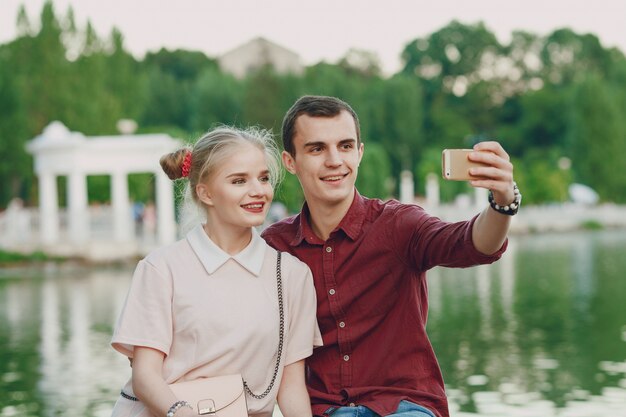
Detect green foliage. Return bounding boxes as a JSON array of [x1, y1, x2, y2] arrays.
[[190, 68, 244, 131], [2, 5, 626, 210], [0, 249, 54, 264], [0, 44, 30, 205], [274, 173, 304, 213], [356, 142, 392, 199], [512, 152, 571, 204], [567, 75, 626, 202], [580, 220, 603, 230]]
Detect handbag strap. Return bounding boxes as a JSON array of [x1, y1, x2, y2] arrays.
[[243, 251, 284, 399]]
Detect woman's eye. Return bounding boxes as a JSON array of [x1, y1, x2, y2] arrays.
[[232, 179, 245, 185], [260, 176, 270, 183]]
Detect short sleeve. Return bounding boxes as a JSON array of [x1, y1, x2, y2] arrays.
[[283, 256, 323, 365], [111, 259, 173, 358]]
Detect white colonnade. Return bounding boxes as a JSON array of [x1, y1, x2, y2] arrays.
[[26, 122, 180, 252]]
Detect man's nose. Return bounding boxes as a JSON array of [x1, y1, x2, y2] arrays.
[[325, 149, 342, 167]]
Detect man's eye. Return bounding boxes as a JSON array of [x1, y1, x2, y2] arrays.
[[259, 176, 270, 183], [310, 147, 322, 153], [342, 143, 354, 149]]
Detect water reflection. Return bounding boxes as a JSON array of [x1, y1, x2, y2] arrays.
[[1, 231, 625, 416], [428, 230, 626, 416], [1, 265, 132, 417]]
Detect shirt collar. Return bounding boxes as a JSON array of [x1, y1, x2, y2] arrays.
[[290, 189, 367, 246], [187, 224, 266, 276]]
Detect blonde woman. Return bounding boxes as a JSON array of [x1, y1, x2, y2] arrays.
[[110, 126, 321, 417]]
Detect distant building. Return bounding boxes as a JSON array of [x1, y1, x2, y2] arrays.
[[218, 37, 303, 78]]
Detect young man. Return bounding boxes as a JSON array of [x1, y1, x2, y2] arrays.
[[262, 96, 520, 417]]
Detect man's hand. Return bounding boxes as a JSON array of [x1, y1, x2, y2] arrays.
[[467, 141, 515, 206]]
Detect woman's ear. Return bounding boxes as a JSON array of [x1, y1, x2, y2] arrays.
[[196, 183, 213, 206]]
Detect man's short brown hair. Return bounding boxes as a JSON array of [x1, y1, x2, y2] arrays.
[[281, 95, 361, 156]]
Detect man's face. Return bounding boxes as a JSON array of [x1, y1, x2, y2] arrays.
[[282, 110, 363, 209]]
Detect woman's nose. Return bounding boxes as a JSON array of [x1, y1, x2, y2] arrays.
[[249, 180, 266, 196]]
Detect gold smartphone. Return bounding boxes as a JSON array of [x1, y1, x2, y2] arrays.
[[441, 149, 486, 181]]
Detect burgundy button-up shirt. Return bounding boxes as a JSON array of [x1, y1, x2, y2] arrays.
[[262, 191, 507, 417]]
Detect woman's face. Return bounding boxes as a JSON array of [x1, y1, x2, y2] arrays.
[[197, 143, 274, 230]]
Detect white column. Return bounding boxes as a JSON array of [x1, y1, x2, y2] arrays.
[[68, 171, 89, 244], [111, 172, 131, 242], [39, 171, 59, 245], [425, 173, 440, 208], [155, 170, 176, 245], [399, 170, 414, 204]]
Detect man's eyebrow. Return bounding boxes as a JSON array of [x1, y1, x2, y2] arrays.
[[303, 138, 356, 147], [303, 141, 325, 148]]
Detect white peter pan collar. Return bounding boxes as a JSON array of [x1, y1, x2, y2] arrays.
[[186, 224, 267, 276]]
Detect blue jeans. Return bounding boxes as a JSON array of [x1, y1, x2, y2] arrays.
[[324, 400, 436, 417]]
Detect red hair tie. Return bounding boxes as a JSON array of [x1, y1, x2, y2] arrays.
[[181, 151, 192, 178]]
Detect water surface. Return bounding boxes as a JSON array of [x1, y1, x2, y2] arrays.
[[1, 230, 625, 416]]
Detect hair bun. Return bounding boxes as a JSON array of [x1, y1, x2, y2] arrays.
[[160, 148, 191, 180]]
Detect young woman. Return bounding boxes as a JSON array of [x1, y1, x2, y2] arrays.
[[110, 126, 321, 417]]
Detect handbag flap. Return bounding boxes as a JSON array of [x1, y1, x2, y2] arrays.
[[169, 374, 246, 413]]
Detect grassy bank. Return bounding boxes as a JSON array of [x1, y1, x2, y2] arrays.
[[0, 249, 63, 265]]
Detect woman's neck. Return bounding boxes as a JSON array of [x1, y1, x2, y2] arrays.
[[202, 223, 253, 256]]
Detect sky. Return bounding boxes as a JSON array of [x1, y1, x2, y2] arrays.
[[2, 0, 626, 75]]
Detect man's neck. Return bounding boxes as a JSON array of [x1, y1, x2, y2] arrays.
[[306, 192, 355, 241]]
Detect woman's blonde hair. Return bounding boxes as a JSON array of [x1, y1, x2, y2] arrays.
[[160, 126, 282, 233]]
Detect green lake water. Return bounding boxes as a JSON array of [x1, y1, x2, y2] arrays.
[[1, 230, 625, 416]]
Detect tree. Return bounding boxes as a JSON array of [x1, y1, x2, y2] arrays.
[[568, 75, 626, 202], [540, 29, 615, 86], [141, 48, 217, 131], [242, 67, 284, 131], [190, 68, 244, 132], [401, 21, 502, 82], [356, 142, 392, 199], [0, 46, 30, 206]]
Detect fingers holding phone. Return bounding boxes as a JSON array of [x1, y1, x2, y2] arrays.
[[442, 142, 515, 202], [441, 149, 488, 181]]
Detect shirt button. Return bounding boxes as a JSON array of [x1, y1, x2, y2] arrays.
[[329, 289, 336, 295], [339, 321, 345, 328], [343, 355, 350, 361], [325, 246, 332, 253]]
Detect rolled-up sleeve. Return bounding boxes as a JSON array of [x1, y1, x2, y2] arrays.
[[391, 205, 507, 271]]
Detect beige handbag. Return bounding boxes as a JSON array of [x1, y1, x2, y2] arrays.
[[167, 252, 284, 416], [168, 374, 247, 416]]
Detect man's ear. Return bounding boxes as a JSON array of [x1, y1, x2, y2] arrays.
[[358, 142, 364, 166], [282, 150, 297, 175], [196, 183, 213, 206]]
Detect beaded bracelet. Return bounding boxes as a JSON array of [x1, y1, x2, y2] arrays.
[[166, 400, 192, 417], [488, 182, 522, 216]]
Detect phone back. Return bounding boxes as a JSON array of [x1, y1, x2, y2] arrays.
[[442, 149, 484, 181]]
